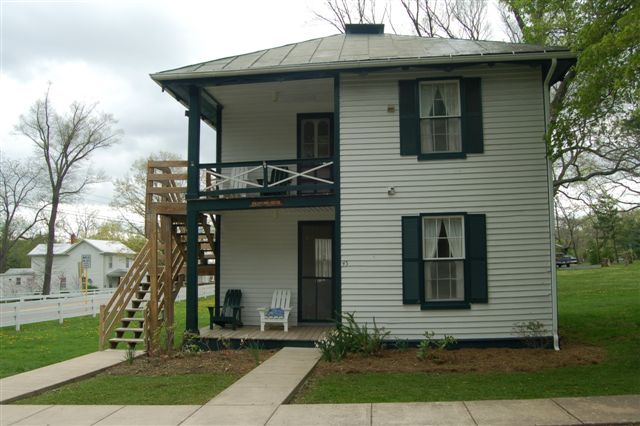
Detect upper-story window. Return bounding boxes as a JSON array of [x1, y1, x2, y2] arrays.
[[301, 117, 331, 158], [419, 81, 461, 154], [108, 256, 113, 269], [399, 77, 483, 160]]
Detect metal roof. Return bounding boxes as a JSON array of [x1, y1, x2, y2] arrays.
[[152, 33, 574, 81], [28, 240, 135, 256]]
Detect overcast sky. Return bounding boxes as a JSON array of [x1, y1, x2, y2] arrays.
[[0, 0, 341, 214], [0, 0, 506, 227]]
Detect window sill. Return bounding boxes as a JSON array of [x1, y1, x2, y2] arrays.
[[421, 301, 470, 310], [418, 152, 467, 161]]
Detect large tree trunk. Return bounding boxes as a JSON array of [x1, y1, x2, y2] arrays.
[[42, 195, 60, 295]]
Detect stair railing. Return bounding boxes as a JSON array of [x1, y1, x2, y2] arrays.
[[99, 240, 151, 350]]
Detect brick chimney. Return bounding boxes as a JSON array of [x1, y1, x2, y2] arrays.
[[70, 233, 77, 244]]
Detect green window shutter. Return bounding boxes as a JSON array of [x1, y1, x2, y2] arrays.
[[465, 214, 488, 303], [399, 80, 419, 156], [461, 78, 483, 154], [402, 216, 421, 304]]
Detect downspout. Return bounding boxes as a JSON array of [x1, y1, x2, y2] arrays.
[[544, 58, 559, 350]]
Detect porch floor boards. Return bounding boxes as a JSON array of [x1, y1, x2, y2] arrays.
[[198, 325, 331, 342]]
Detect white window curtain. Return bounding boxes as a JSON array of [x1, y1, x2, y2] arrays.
[[423, 218, 439, 259], [315, 238, 332, 277], [442, 82, 460, 116], [442, 217, 464, 258], [420, 84, 436, 117]]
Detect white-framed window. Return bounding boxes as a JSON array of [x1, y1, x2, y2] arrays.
[[419, 80, 462, 153], [423, 216, 465, 301], [16, 277, 21, 285], [126, 257, 131, 268], [59, 275, 67, 290], [108, 256, 113, 269]]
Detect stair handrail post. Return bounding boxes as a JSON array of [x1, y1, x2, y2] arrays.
[[99, 304, 106, 350], [162, 216, 175, 352], [149, 213, 159, 354]]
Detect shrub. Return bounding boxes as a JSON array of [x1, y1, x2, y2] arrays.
[[417, 331, 456, 361], [315, 312, 390, 362]]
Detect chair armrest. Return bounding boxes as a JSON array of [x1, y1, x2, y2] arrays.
[[257, 308, 266, 313]]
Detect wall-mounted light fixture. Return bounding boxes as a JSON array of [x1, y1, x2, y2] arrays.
[[387, 187, 396, 196]]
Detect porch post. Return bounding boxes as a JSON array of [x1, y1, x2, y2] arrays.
[[186, 205, 199, 333], [333, 73, 342, 320], [187, 85, 201, 200], [186, 85, 201, 333]]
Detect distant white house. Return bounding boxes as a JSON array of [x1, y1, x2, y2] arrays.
[[27, 239, 136, 293], [0, 268, 38, 297]]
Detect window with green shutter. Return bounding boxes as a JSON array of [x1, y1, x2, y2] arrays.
[[398, 78, 483, 160], [401, 213, 488, 309]]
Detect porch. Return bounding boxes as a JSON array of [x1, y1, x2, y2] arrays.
[[199, 324, 332, 349]]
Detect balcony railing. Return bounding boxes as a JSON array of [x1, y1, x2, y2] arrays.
[[199, 158, 334, 198]]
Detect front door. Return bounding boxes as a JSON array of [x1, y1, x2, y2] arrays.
[[299, 221, 334, 322]]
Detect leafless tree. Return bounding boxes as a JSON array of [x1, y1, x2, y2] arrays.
[[15, 87, 121, 294], [56, 207, 100, 241], [110, 151, 180, 236], [398, 0, 490, 39], [313, 0, 388, 33], [0, 156, 49, 273]]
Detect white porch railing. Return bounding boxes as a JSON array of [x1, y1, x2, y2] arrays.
[[200, 158, 335, 197]]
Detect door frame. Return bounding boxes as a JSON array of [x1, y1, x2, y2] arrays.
[[297, 220, 336, 323]]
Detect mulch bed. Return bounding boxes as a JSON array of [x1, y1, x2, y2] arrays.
[[311, 342, 605, 376], [105, 349, 277, 377]]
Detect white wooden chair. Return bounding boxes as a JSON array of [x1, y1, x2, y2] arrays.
[[257, 289, 292, 332]]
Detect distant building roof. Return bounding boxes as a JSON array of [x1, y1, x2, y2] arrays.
[[28, 239, 135, 257], [28, 243, 72, 256], [0, 268, 35, 276], [152, 32, 574, 82], [82, 239, 135, 255]]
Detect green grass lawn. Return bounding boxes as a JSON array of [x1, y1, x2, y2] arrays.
[[16, 373, 237, 405], [295, 263, 640, 403], [0, 295, 214, 379]]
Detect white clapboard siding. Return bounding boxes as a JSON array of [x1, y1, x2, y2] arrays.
[[220, 208, 334, 326], [339, 63, 554, 340]]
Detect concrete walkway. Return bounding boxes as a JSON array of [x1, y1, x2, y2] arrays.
[[1, 348, 639, 425], [1, 395, 638, 425], [0, 350, 143, 404]]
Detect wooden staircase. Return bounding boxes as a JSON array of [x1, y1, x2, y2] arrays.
[[99, 161, 216, 352]]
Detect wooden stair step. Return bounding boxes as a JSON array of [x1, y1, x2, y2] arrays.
[[121, 318, 145, 323], [126, 307, 145, 312], [116, 327, 144, 333], [109, 337, 144, 344]]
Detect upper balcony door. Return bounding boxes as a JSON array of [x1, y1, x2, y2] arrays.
[[298, 113, 334, 195]]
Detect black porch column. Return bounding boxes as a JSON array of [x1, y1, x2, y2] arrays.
[[186, 85, 201, 333]]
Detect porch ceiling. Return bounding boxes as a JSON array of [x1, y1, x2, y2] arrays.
[[205, 78, 334, 109]]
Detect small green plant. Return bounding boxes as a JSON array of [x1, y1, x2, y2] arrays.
[[316, 312, 390, 362], [394, 338, 410, 352], [417, 331, 457, 361], [181, 331, 203, 354], [512, 321, 549, 349], [124, 346, 136, 365], [240, 339, 262, 366], [217, 336, 232, 351]]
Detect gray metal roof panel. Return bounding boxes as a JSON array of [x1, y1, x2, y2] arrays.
[[152, 33, 573, 80]]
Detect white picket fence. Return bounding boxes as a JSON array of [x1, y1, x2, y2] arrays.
[[0, 284, 215, 330]]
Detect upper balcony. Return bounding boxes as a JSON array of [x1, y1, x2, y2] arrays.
[[196, 156, 335, 208]]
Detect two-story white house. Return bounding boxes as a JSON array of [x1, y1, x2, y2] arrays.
[[150, 24, 575, 348], [28, 239, 136, 292]]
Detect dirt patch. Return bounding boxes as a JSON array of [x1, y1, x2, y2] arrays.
[[311, 342, 605, 376], [105, 349, 277, 377]]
